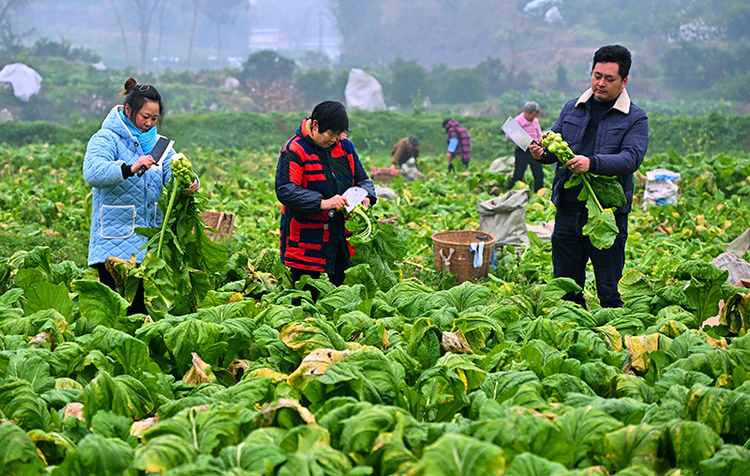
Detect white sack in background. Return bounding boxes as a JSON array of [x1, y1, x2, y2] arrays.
[[0, 63, 43, 102], [345, 68, 386, 111]]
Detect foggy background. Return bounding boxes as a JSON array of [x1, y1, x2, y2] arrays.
[[1, 0, 749, 121]]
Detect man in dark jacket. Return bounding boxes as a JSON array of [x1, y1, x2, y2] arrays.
[[530, 45, 649, 308], [275, 101, 377, 302]]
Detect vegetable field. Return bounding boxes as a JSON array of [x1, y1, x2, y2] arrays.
[[1, 140, 750, 475]]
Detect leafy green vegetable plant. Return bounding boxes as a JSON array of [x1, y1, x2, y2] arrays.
[[541, 130, 626, 249], [135, 153, 228, 315], [345, 205, 408, 292]]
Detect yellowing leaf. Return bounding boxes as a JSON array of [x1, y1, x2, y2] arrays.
[[131, 416, 159, 438], [256, 398, 316, 427], [287, 348, 354, 391], [624, 334, 661, 372], [595, 325, 623, 352], [183, 352, 215, 386], [249, 368, 288, 382], [440, 330, 474, 355]]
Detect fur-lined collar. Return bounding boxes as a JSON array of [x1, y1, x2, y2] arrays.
[[575, 88, 631, 114]]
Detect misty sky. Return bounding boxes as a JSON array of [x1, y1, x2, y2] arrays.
[[11, 0, 340, 70]]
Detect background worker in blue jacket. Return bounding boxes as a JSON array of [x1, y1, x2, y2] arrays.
[[275, 100, 376, 304], [530, 45, 649, 308], [83, 78, 198, 315]]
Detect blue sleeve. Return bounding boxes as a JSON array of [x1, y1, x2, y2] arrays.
[[447, 138, 458, 153], [83, 130, 129, 188]]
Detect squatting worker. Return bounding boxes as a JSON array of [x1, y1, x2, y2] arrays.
[[529, 45, 649, 308], [506, 101, 544, 193], [389, 135, 421, 181], [83, 78, 199, 315], [442, 118, 471, 172], [275, 100, 377, 304], [390, 135, 420, 169]]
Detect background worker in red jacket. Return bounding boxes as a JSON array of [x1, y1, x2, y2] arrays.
[[275, 100, 376, 303], [443, 118, 471, 172]]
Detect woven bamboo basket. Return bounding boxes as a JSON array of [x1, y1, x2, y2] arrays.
[[432, 230, 495, 282], [200, 211, 235, 241]]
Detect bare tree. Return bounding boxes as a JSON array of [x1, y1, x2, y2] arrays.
[[185, 0, 200, 70], [0, 0, 34, 53], [126, 0, 161, 72], [155, 0, 166, 71], [0, 0, 32, 24], [202, 0, 247, 67], [108, 0, 130, 67]]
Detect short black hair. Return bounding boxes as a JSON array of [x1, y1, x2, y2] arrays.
[[311, 101, 349, 134], [442, 118, 451, 128], [592, 44, 632, 79], [408, 136, 420, 147]]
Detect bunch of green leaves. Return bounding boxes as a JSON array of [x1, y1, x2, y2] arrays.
[[542, 131, 626, 249], [345, 205, 408, 292], [135, 162, 228, 315]]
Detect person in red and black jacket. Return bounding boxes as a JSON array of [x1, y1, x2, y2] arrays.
[[275, 101, 377, 303], [442, 118, 471, 172]]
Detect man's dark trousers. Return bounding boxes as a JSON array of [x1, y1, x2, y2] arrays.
[[551, 206, 628, 308]]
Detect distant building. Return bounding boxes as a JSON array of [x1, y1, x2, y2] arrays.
[[248, 27, 340, 60], [249, 28, 288, 51]]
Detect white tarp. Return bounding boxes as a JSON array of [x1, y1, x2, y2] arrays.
[[345, 68, 386, 111], [0, 63, 42, 102], [523, 0, 561, 13], [544, 6, 564, 25]]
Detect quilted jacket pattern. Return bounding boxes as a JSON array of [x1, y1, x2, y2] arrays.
[[84, 105, 174, 266]]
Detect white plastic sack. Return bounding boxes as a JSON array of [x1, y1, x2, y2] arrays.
[[400, 158, 421, 182], [642, 168, 680, 210], [488, 156, 514, 175], [0, 63, 42, 102], [544, 6, 564, 25], [477, 189, 530, 247], [523, 0, 561, 13], [373, 185, 396, 201], [344, 68, 386, 111]]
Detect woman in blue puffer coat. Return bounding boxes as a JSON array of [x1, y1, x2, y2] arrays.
[[83, 77, 198, 314]]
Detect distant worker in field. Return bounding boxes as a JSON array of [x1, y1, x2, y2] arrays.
[[389, 135, 421, 181], [529, 44, 649, 308], [275, 100, 377, 304], [506, 101, 544, 193], [442, 118, 471, 172], [83, 77, 198, 315]]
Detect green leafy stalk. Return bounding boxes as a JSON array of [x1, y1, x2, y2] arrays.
[[542, 131, 620, 249], [157, 178, 180, 258], [345, 204, 408, 291], [578, 172, 604, 213], [349, 205, 372, 242]]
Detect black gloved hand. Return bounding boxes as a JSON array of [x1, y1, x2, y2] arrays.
[[448, 163, 455, 173]]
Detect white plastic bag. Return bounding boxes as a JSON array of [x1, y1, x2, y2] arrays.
[[642, 168, 680, 210]]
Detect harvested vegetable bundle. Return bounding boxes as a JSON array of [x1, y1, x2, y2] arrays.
[[136, 152, 228, 315], [345, 204, 408, 291], [541, 131, 626, 249]]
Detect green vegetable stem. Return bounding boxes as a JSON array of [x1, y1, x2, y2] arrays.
[[541, 132, 605, 216], [157, 153, 196, 257]]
